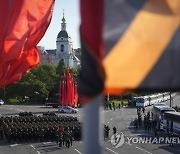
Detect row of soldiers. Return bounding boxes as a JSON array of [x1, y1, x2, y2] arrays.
[[134, 109, 157, 132], [1, 113, 78, 125], [0, 112, 82, 146]]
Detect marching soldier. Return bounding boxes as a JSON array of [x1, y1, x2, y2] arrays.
[[65, 132, 70, 148], [0, 112, 82, 145], [0, 126, 3, 140], [69, 130, 73, 147], [58, 132, 63, 147]]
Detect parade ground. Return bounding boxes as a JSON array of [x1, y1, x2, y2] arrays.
[[0, 94, 180, 154]]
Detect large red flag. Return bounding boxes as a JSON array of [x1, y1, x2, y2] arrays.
[[68, 72, 74, 106], [71, 80, 75, 107], [59, 68, 78, 107], [61, 81, 64, 106], [67, 72, 71, 105], [74, 82, 78, 107], [64, 74, 68, 106], [0, 0, 54, 87], [59, 81, 62, 105]]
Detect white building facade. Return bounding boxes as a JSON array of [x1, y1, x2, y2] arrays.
[[55, 14, 80, 68]]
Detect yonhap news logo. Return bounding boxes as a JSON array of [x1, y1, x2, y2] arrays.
[[111, 132, 180, 148], [111, 132, 125, 148]]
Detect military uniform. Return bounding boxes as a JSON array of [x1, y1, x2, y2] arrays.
[[0, 112, 82, 145]]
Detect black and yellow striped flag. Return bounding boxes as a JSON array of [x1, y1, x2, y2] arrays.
[[78, 0, 180, 99]]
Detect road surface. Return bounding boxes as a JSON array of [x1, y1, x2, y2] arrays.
[[0, 93, 179, 154]]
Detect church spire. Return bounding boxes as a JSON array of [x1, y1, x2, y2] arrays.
[[62, 9, 66, 23], [61, 9, 66, 30]]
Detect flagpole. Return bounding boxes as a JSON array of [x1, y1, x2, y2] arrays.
[[107, 92, 109, 102], [84, 94, 102, 154]]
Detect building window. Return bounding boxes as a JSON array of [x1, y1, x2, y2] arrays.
[[61, 44, 64, 52]]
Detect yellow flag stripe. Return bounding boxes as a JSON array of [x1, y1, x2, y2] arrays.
[[103, 0, 180, 91]]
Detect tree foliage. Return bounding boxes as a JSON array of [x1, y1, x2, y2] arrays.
[[0, 62, 80, 104], [56, 59, 65, 77]]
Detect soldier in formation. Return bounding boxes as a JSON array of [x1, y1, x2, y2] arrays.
[[0, 112, 82, 148]]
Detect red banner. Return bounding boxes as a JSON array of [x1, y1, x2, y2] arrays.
[[59, 67, 78, 107], [0, 0, 54, 87]]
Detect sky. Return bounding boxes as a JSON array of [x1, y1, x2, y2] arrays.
[[38, 0, 80, 49]]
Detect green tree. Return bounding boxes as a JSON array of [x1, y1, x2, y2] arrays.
[[28, 79, 48, 103], [2, 63, 80, 104], [69, 67, 79, 81], [31, 63, 59, 91], [56, 59, 65, 77]]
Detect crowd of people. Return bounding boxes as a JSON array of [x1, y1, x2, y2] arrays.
[[134, 107, 179, 147], [0, 112, 82, 148], [104, 101, 124, 111], [134, 108, 158, 133]]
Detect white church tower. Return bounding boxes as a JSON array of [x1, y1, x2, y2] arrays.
[[56, 12, 78, 67]]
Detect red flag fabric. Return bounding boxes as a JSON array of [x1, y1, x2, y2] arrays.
[[67, 72, 72, 106], [0, 0, 54, 87], [67, 72, 72, 105], [71, 81, 75, 107], [74, 83, 78, 107], [64, 76, 67, 106], [59, 67, 78, 107], [61, 81, 65, 105]]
